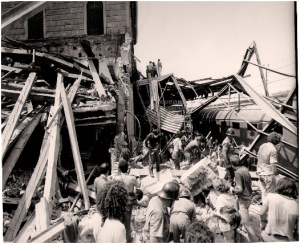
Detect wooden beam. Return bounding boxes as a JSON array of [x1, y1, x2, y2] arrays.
[[87, 59, 105, 96], [45, 76, 81, 130], [60, 82, 90, 210], [35, 197, 51, 234], [171, 76, 189, 113], [4, 78, 79, 242], [13, 210, 36, 243], [2, 197, 21, 205], [70, 165, 97, 212], [243, 59, 296, 78], [1, 64, 22, 73], [27, 219, 65, 243], [1, 89, 55, 102], [2, 72, 37, 159], [44, 74, 63, 211], [1, 69, 16, 79], [2, 112, 43, 187]]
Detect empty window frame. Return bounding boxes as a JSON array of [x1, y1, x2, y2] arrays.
[[87, 2, 104, 35], [247, 123, 258, 131], [28, 11, 44, 39], [232, 122, 240, 129]]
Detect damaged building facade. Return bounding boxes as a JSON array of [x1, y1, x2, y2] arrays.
[[2, 1, 139, 241]]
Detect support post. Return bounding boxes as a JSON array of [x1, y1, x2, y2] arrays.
[[253, 42, 269, 97], [2, 72, 36, 158], [60, 82, 90, 210], [117, 79, 125, 133], [88, 59, 106, 96], [172, 76, 189, 114], [147, 73, 154, 109], [44, 73, 63, 213], [35, 197, 50, 234]]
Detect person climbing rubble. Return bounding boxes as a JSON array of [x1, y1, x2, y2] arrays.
[[170, 188, 197, 242], [144, 129, 161, 178], [157, 59, 162, 76], [184, 136, 201, 165], [114, 159, 141, 243], [141, 181, 180, 243], [172, 134, 186, 170]]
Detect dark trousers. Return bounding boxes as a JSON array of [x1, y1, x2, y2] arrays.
[[224, 167, 235, 185], [124, 208, 133, 243], [149, 147, 159, 173]]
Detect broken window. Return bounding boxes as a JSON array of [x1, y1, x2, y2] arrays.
[[28, 11, 44, 39], [87, 2, 104, 35], [232, 122, 240, 129]]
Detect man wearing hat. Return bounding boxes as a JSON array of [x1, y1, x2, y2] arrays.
[[141, 182, 179, 243], [221, 128, 236, 185], [144, 129, 161, 177], [170, 188, 196, 242]]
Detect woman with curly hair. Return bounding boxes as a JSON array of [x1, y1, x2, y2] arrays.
[[80, 181, 128, 243], [185, 220, 214, 243]]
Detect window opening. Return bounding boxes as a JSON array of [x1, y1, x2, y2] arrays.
[[232, 122, 240, 129], [28, 11, 44, 39], [247, 123, 258, 131], [87, 2, 104, 35]]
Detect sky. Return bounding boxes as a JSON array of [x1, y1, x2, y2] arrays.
[[134, 1, 296, 96]]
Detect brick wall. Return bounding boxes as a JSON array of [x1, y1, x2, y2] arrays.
[[2, 1, 131, 40]]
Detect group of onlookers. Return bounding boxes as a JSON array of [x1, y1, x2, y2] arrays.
[[80, 128, 298, 243], [146, 59, 162, 77]]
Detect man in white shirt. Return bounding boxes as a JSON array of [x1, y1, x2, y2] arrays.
[[257, 132, 281, 201]]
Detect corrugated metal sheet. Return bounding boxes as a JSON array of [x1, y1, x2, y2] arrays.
[[146, 106, 184, 133]]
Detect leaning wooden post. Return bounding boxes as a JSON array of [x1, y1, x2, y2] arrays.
[[147, 73, 154, 109], [60, 81, 90, 210], [2, 72, 37, 159], [44, 73, 63, 216]]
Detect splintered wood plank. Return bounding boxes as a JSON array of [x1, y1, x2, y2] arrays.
[[35, 197, 51, 234], [4, 79, 80, 242], [2, 72, 37, 158], [45, 74, 82, 130], [60, 82, 90, 210], [171, 76, 189, 113], [2, 112, 43, 187], [99, 58, 114, 84], [44, 74, 62, 214], [13, 210, 36, 243], [27, 219, 65, 243], [88, 59, 106, 96]]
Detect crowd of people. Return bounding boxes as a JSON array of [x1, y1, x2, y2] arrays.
[[80, 129, 298, 243], [146, 59, 162, 77]]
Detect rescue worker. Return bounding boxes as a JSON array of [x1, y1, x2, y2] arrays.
[[221, 128, 236, 186], [184, 136, 201, 165], [152, 62, 158, 77], [141, 181, 180, 243], [94, 162, 110, 199], [170, 188, 196, 242], [257, 131, 281, 201], [157, 59, 162, 76], [146, 61, 153, 77], [114, 159, 141, 242], [230, 155, 258, 242], [172, 135, 186, 170], [199, 137, 210, 160], [144, 129, 161, 177]]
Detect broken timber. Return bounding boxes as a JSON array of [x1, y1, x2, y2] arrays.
[[2, 72, 37, 159], [2, 110, 43, 186], [35, 197, 51, 234], [4, 79, 81, 242], [60, 81, 90, 209]]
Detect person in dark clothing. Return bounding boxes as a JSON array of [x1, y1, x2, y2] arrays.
[[230, 155, 258, 242], [221, 128, 237, 186], [144, 129, 161, 177], [152, 63, 158, 77]]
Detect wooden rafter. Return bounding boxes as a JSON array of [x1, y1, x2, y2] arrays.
[[2, 72, 37, 159]]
